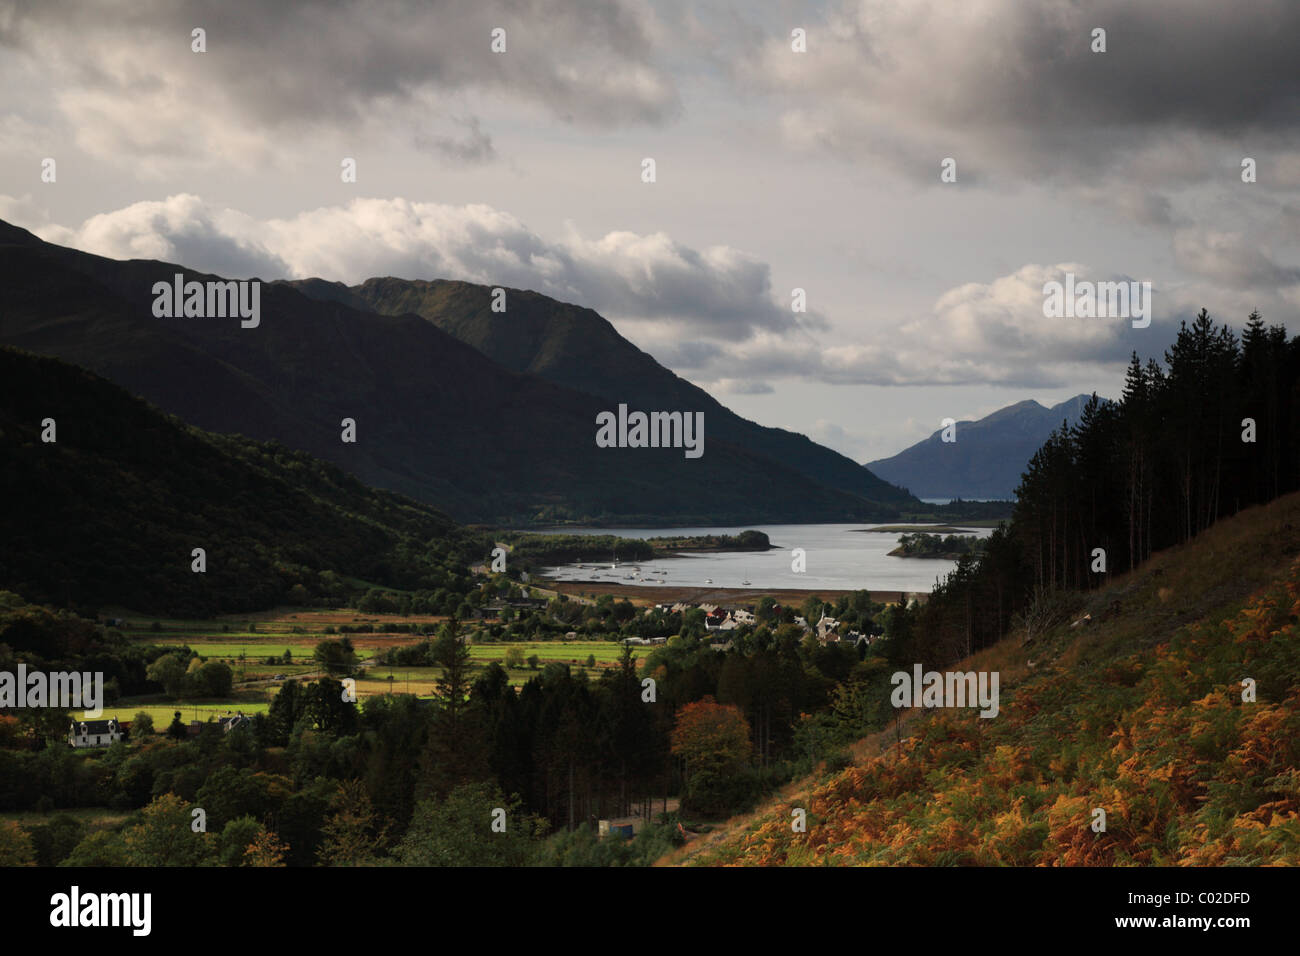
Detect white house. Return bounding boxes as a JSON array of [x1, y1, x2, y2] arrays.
[[218, 712, 255, 733], [68, 718, 121, 748]]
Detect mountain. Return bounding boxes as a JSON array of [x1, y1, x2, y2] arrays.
[[673, 488, 1300, 866], [865, 395, 1096, 499], [0, 346, 488, 616], [0, 220, 911, 526], [287, 276, 914, 509]]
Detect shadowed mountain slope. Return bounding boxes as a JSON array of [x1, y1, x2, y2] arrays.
[[0, 221, 907, 525], [290, 276, 915, 509], [0, 346, 489, 615]]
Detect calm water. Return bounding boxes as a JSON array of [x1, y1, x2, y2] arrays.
[[919, 497, 1011, 504], [536, 523, 994, 594]]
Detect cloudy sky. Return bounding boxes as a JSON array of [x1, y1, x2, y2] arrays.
[[2, 0, 1298, 462]]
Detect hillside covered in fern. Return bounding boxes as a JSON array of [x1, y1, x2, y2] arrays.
[[684, 491, 1300, 866]]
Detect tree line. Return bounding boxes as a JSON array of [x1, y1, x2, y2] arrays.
[[879, 310, 1300, 668]]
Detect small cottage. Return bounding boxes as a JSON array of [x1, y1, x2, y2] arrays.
[[68, 718, 121, 748]]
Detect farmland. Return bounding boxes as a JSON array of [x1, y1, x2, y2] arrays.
[[77, 608, 641, 723], [79, 701, 273, 726]]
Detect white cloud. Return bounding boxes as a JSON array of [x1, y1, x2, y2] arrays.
[[28, 193, 804, 340], [673, 263, 1278, 389], [36, 194, 289, 279], [18, 195, 1292, 392]]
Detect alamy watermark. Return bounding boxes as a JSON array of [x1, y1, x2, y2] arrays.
[[50, 886, 151, 936], [890, 665, 1000, 718], [0, 666, 103, 717], [595, 404, 704, 459], [152, 274, 260, 328], [1042, 272, 1150, 328]]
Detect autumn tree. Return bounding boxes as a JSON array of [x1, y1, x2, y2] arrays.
[[671, 696, 753, 814], [317, 779, 389, 866], [243, 829, 290, 867]]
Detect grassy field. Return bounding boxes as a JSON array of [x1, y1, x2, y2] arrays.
[[148, 639, 630, 662], [239, 663, 318, 677], [364, 641, 638, 693], [467, 641, 627, 663], [148, 641, 321, 658], [88, 652, 634, 716], [76, 700, 274, 724], [93, 607, 642, 717]]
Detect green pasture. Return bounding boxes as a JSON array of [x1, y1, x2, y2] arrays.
[[467, 641, 627, 663], [147, 641, 327, 660], [75, 700, 273, 725]]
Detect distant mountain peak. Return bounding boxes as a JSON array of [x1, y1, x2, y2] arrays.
[[866, 393, 1107, 499]]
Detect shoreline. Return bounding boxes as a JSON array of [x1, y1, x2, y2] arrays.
[[537, 577, 928, 607]]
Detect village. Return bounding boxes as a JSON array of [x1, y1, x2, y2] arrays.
[[621, 601, 876, 652], [475, 578, 888, 654]]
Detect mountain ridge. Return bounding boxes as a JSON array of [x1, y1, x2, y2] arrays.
[[0, 220, 911, 525], [866, 394, 1098, 499], [287, 275, 915, 509]]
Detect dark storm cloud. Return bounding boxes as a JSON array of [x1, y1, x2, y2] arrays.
[[2, 0, 680, 150], [740, 0, 1300, 185]]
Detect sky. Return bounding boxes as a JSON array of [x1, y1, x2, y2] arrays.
[[2, 0, 1298, 462]]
